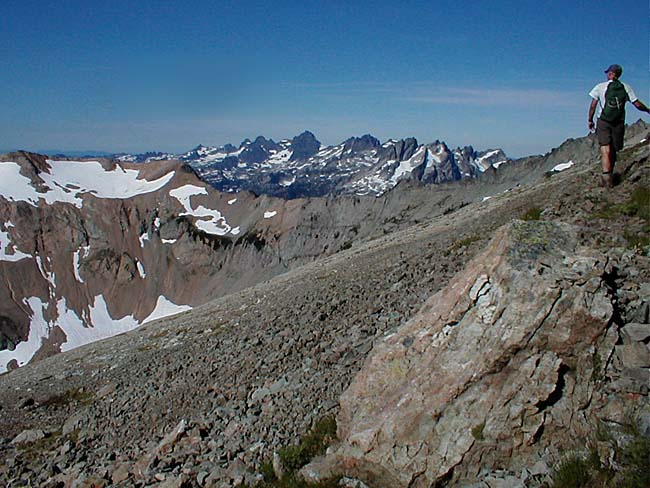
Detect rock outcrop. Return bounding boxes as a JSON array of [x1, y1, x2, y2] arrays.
[[303, 219, 642, 487]]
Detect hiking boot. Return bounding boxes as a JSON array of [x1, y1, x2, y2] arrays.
[[600, 172, 614, 188]]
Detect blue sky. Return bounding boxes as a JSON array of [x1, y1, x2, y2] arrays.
[[1, 0, 648, 157]]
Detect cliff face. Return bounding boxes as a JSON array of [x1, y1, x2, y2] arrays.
[[304, 220, 631, 486], [0, 154, 235, 370], [0, 153, 366, 371]]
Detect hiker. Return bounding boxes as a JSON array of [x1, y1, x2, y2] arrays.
[[588, 64, 650, 188]]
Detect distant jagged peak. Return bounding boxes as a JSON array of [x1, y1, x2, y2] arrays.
[[426, 140, 451, 155], [252, 135, 278, 147], [290, 130, 321, 161], [342, 134, 381, 153], [292, 130, 319, 142], [117, 149, 176, 163], [376, 138, 419, 163], [454, 145, 476, 157], [221, 143, 238, 153], [474, 148, 509, 171], [237, 136, 280, 164]]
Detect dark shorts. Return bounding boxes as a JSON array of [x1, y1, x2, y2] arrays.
[[596, 118, 625, 151]]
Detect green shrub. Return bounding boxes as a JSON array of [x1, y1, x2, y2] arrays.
[[623, 230, 650, 249], [548, 421, 650, 488], [551, 454, 592, 488], [619, 435, 650, 488], [471, 422, 485, 441], [618, 186, 650, 221], [521, 207, 542, 221], [278, 415, 337, 471], [593, 186, 650, 222], [248, 415, 339, 488]]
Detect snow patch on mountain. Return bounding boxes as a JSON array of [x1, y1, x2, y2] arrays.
[[279, 176, 296, 187], [0, 160, 175, 208], [0, 297, 51, 371], [551, 161, 574, 172], [73, 251, 84, 283], [72, 246, 90, 283], [35, 256, 56, 292], [0, 162, 43, 205], [170, 185, 208, 212], [0, 293, 194, 372], [170, 184, 232, 236], [0, 223, 32, 262], [139, 232, 150, 248], [58, 295, 141, 353], [136, 260, 146, 278], [143, 296, 192, 324], [269, 149, 293, 164]]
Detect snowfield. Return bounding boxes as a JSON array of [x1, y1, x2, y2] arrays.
[[551, 161, 574, 172], [0, 160, 214, 372], [0, 294, 193, 373], [0, 160, 175, 208]]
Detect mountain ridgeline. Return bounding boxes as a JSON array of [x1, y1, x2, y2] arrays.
[[116, 131, 510, 198]]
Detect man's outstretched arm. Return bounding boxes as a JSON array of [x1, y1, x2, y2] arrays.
[[633, 99, 650, 114]]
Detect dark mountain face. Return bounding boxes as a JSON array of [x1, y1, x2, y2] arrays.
[[289, 131, 321, 161], [376, 137, 419, 163], [239, 136, 281, 164], [342, 134, 381, 154]]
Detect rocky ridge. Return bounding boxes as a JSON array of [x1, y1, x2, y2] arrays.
[[0, 124, 648, 487]]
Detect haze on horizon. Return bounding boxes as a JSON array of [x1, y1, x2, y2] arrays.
[[1, 0, 648, 158]]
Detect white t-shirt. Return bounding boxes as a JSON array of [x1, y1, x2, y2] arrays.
[[589, 80, 638, 118]]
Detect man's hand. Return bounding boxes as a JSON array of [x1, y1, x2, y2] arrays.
[[588, 98, 598, 132]]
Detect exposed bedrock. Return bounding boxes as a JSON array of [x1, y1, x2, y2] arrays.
[[304, 220, 621, 487]]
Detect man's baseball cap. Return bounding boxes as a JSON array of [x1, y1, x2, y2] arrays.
[[605, 64, 623, 76]]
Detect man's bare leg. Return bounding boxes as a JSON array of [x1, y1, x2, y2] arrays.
[[600, 144, 614, 188]]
